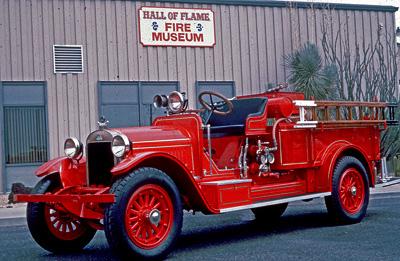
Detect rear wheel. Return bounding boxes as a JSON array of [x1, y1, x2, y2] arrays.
[[251, 203, 288, 222], [325, 156, 369, 224], [104, 167, 183, 260], [27, 175, 97, 253]]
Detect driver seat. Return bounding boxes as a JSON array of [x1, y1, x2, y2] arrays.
[[207, 98, 267, 137]]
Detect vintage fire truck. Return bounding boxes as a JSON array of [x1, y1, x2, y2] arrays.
[[15, 88, 396, 259]]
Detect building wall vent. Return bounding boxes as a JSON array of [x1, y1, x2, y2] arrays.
[[53, 45, 83, 74]]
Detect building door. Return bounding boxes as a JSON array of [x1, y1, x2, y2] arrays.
[[195, 81, 235, 108], [98, 82, 179, 128], [0, 82, 48, 192]]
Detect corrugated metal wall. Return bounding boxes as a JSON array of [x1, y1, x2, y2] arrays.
[[0, 0, 397, 161]]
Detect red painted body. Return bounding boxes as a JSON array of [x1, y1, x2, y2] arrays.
[[15, 91, 385, 219]]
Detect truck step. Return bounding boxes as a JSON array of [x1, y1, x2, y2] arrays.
[[220, 192, 331, 213]]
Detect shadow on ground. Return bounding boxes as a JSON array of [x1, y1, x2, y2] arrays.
[[175, 211, 344, 253], [40, 209, 375, 260]]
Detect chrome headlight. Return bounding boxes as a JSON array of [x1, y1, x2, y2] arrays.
[[168, 91, 184, 113], [111, 134, 130, 158], [64, 137, 83, 159], [153, 94, 168, 108]]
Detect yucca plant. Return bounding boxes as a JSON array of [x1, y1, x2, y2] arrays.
[[285, 43, 338, 100]]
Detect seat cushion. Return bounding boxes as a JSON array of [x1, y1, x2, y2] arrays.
[[206, 98, 267, 137], [209, 124, 244, 137]]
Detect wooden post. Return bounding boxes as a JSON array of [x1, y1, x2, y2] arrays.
[[336, 106, 340, 120]]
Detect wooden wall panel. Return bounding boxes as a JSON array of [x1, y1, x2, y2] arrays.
[[264, 7, 276, 87], [0, 0, 397, 159], [248, 6, 259, 93], [256, 6, 267, 92]]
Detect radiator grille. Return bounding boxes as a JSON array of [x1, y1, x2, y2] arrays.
[[87, 142, 114, 185]]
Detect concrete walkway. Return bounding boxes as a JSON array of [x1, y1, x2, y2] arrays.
[[0, 203, 26, 220], [0, 181, 399, 220]]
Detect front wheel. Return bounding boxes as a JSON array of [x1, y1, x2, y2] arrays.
[[104, 167, 183, 260], [26, 175, 97, 253], [325, 156, 369, 224]]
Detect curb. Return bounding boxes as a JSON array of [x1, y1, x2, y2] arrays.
[[375, 178, 400, 187]]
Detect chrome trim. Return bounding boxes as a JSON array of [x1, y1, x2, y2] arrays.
[[131, 144, 191, 150], [207, 124, 212, 175], [131, 138, 191, 144], [219, 192, 331, 213], [202, 179, 252, 185], [242, 138, 249, 178]]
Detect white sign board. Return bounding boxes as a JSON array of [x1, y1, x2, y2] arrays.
[[138, 7, 215, 47]]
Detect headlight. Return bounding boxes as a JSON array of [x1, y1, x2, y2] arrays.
[[168, 91, 184, 113], [112, 134, 130, 158], [153, 94, 168, 108], [64, 137, 83, 159]]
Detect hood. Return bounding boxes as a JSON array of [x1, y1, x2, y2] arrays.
[[112, 125, 191, 145]]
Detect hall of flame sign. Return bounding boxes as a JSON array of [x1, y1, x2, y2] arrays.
[[138, 7, 215, 47]]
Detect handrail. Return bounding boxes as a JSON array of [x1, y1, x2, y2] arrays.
[[315, 101, 387, 107]]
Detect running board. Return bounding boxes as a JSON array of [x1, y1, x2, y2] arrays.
[[219, 192, 331, 213]]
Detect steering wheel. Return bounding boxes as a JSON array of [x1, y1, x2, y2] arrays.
[[198, 91, 233, 115]]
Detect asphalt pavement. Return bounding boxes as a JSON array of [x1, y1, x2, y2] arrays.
[[0, 184, 399, 260]]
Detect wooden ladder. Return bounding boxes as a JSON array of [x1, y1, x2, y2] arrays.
[[293, 100, 398, 128]]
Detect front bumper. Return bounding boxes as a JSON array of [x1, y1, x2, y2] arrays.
[[14, 193, 115, 204], [14, 186, 115, 204], [14, 186, 115, 220]]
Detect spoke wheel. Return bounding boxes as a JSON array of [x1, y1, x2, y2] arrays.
[[44, 206, 87, 241], [338, 168, 365, 215], [26, 174, 96, 253], [125, 184, 174, 250], [325, 156, 369, 224], [105, 167, 183, 260]]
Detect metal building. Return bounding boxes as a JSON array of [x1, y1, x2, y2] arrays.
[[0, 0, 398, 192]]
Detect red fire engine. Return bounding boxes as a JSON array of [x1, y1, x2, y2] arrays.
[[15, 88, 396, 259]]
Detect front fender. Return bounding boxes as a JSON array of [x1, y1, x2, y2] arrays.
[[111, 152, 220, 214], [111, 152, 184, 176], [35, 157, 87, 187], [35, 157, 67, 177]]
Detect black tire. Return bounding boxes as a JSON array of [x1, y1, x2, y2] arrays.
[[104, 167, 183, 260], [27, 175, 97, 253], [325, 156, 370, 224], [251, 203, 288, 221]]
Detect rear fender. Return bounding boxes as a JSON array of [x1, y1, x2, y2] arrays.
[[35, 157, 86, 187], [315, 141, 373, 191]]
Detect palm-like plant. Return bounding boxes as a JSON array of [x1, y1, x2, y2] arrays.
[[285, 43, 337, 100]]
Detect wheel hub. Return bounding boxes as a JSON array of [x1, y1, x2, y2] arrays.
[[350, 186, 357, 196], [148, 209, 161, 226]]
